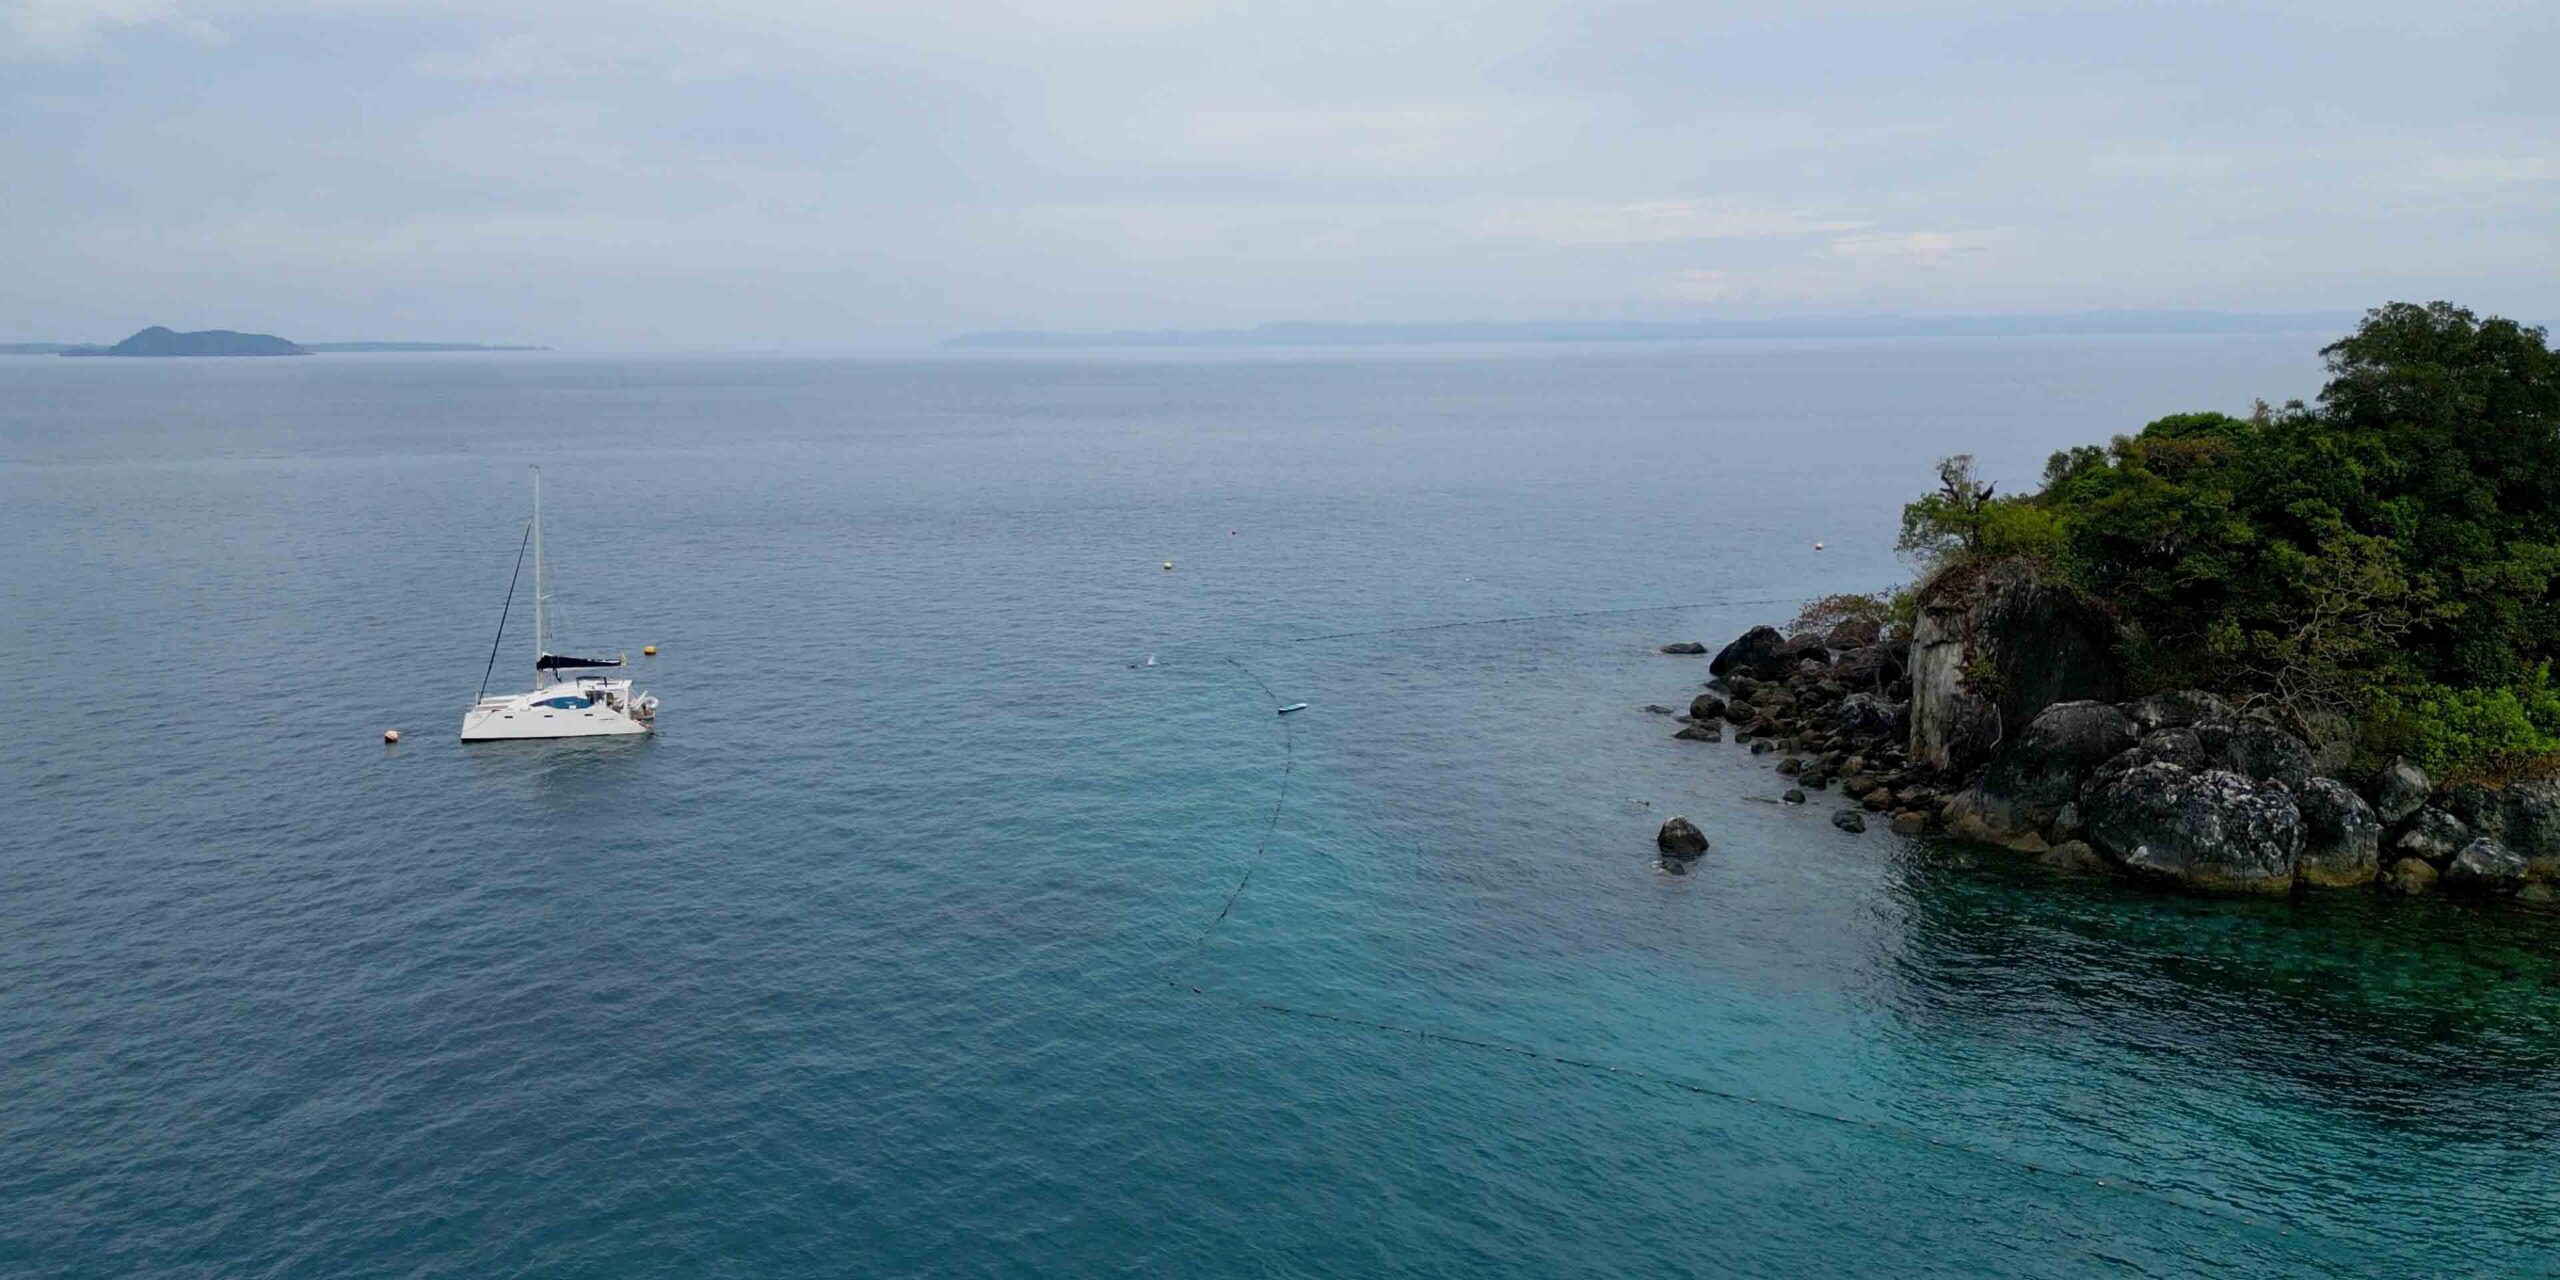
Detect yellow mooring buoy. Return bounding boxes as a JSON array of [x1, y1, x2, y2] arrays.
[[643, 645, 657, 656], [383, 729, 401, 744]]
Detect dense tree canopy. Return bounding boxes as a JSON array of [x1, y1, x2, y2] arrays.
[[1902, 302, 2560, 779]]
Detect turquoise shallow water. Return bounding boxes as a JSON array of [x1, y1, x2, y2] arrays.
[[5, 341, 2558, 1277]]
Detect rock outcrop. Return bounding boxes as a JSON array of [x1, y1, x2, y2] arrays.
[[1945, 701, 2136, 846], [1657, 817, 1709, 859], [2373, 759, 2430, 824], [2294, 778, 2383, 888], [1907, 561, 2122, 776], [2085, 763, 2305, 893], [2445, 837, 2527, 896], [1708, 626, 1791, 680]]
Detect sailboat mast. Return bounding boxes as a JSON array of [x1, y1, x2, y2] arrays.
[[532, 467, 546, 676]]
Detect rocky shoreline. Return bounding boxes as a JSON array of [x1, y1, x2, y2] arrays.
[[1651, 561, 2560, 905]]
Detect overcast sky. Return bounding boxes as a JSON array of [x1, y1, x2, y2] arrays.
[[3, 1, 2552, 348]]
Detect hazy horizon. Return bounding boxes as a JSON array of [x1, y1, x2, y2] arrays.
[[5, 1, 2553, 350]]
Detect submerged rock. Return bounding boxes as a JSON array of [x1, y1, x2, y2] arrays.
[[1831, 809, 1867, 834], [1657, 817, 1710, 858], [1782, 788, 1806, 805], [2384, 858, 2440, 895], [1673, 722, 1723, 742], [2085, 763, 2304, 894], [2294, 778, 2382, 889], [1660, 641, 1707, 655]]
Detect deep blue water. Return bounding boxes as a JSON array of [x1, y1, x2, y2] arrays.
[[6, 339, 2558, 1278]]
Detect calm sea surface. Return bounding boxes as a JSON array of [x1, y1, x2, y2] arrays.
[[6, 339, 2556, 1278]]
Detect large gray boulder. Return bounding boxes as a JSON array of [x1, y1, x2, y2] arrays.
[[2393, 808, 2471, 867], [2085, 763, 2305, 894], [1949, 701, 2138, 843], [1777, 633, 1832, 667], [1908, 561, 2122, 776], [1830, 642, 1907, 691], [2123, 690, 2235, 734], [2413, 779, 2560, 885], [2373, 759, 2430, 825], [2197, 719, 2317, 790], [1709, 626, 1791, 680], [2444, 836, 2527, 896], [1839, 693, 1906, 737], [1825, 615, 1884, 649], [2294, 778, 2382, 889]]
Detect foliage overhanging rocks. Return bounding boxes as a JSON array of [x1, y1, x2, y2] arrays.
[[1659, 303, 2560, 907]]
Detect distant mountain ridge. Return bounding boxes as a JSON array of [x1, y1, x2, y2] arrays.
[[946, 310, 2359, 349]]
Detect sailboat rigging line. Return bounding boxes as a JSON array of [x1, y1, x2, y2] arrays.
[[476, 519, 534, 704], [1284, 594, 1805, 645]]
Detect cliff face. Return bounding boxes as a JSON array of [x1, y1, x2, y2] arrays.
[[1907, 559, 2122, 775]]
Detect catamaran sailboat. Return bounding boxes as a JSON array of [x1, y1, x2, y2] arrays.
[[460, 471, 658, 741]]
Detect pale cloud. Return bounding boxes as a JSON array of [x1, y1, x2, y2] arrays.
[[1, 0, 2552, 345], [3, 0, 217, 57], [1476, 198, 1864, 248]]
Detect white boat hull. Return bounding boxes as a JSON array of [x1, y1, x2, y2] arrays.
[[459, 686, 652, 741]]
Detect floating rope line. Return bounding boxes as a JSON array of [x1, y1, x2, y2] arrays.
[[1168, 657, 1296, 962], [1285, 594, 1805, 645], [1160, 624, 2368, 1262]]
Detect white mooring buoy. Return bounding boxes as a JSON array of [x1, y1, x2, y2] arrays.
[[383, 729, 401, 744]]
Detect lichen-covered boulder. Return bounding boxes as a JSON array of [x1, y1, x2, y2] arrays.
[[2196, 719, 2317, 790], [1709, 626, 1791, 680], [2393, 808, 2471, 867], [2294, 777, 2382, 889], [2085, 763, 2305, 893], [2122, 690, 2235, 735], [2373, 758, 2430, 825], [2444, 836, 2527, 896], [1908, 560, 2122, 776]]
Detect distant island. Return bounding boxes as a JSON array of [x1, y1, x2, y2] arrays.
[[945, 310, 2355, 349], [60, 327, 309, 357], [4, 327, 549, 357]]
